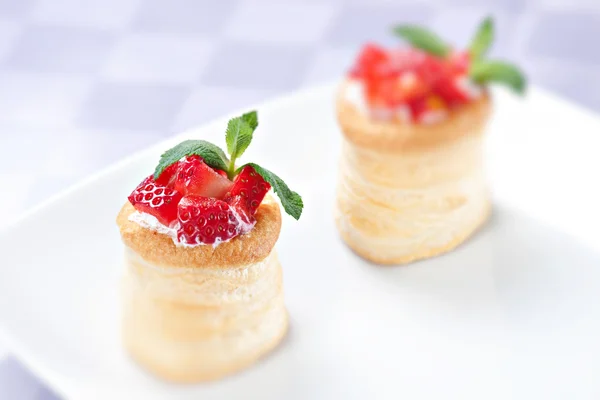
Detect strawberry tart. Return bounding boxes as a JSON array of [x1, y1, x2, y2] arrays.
[[116, 111, 302, 382], [335, 17, 525, 264]]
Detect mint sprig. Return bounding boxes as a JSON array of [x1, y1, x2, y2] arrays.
[[225, 115, 256, 177], [153, 111, 303, 220], [242, 163, 303, 220], [470, 60, 526, 94], [390, 17, 526, 95], [392, 25, 450, 57], [154, 140, 229, 180], [468, 16, 494, 60]]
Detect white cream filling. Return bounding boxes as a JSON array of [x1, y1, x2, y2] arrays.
[[129, 211, 177, 237]]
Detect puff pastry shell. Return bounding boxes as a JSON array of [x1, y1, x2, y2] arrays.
[[116, 196, 287, 382], [335, 80, 492, 265]]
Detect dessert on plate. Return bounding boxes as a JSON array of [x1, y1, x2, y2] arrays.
[[335, 17, 526, 265], [117, 111, 303, 382]]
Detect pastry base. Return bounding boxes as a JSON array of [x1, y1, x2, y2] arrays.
[[124, 318, 288, 383], [335, 80, 492, 266], [124, 309, 288, 383], [336, 200, 491, 265], [122, 248, 288, 382]]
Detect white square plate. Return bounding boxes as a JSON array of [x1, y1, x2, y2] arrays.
[[1, 84, 600, 399]]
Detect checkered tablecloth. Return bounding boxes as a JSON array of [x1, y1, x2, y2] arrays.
[[0, 0, 598, 398]]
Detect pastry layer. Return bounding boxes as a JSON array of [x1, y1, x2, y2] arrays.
[[122, 247, 288, 382], [336, 79, 492, 153], [335, 85, 492, 265], [116, 195, 282, 268]]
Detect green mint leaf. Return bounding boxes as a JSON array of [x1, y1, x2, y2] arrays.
[[470, 60, 527, 95], [241, 110, 258, 131], [243, 163, 303, 220], [225, 117, 254, 163], [469, 16, 494, 60], [153, 140, 229, 180], [392, 25, 450, 57]]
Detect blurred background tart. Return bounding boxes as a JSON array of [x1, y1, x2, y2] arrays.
[[335, 17, 525, 265]]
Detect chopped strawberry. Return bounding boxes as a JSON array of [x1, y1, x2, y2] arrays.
[[407, 94, 447, 121], [176, 196, 253, 245], [435, 76, 472, 105], [359, 43, 388, 64], [155, 162, 179, 186], [407, 96, 429, 120], [359, 49, 449, 108], [350, 43, 388, 79], [449, 51, 470, 75], [364, 79, 386, 107], [128, 175, 183, 226], [386, 48, 426, 76], [351, 43, 479, 120], [225, 166, 271, 215], [414, 54, 449, 87], [227, 195, 256, 225], [174, 155, 233, 198], [376, 72, 429, 107]]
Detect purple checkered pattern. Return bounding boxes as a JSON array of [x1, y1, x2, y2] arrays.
[[0, 0, 599, 397]]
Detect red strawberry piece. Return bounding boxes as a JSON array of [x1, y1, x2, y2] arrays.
[[174, 155, 233, 198], [176, 196, 253, 245], [155, 162, 179, 186], [227, 195, 256, 226], [128, 175, 183, 226], [414, 53, 450, 87], [385, 48, 425, 76], [225, 166, 271, 215], [364, 79, 385, 106], [407, 96, 429, 120], [362, 50, 443, 107], [350, 43, 388, 79], [434, 76, 472, 105], [375, 72, 429, 107], [449, 51, 470, 75], [358, 43, 388, 65], [216, 169, 228, 178]]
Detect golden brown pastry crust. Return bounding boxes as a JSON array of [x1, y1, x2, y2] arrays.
[[336, 79, 492, 153], [116, 196, 282, 268], [122, 248, 288, 382], [118, 194, 288, 381], [335, 80, 492, 265], [336, 200, 491, 265], [124, 313, 288, 383]]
